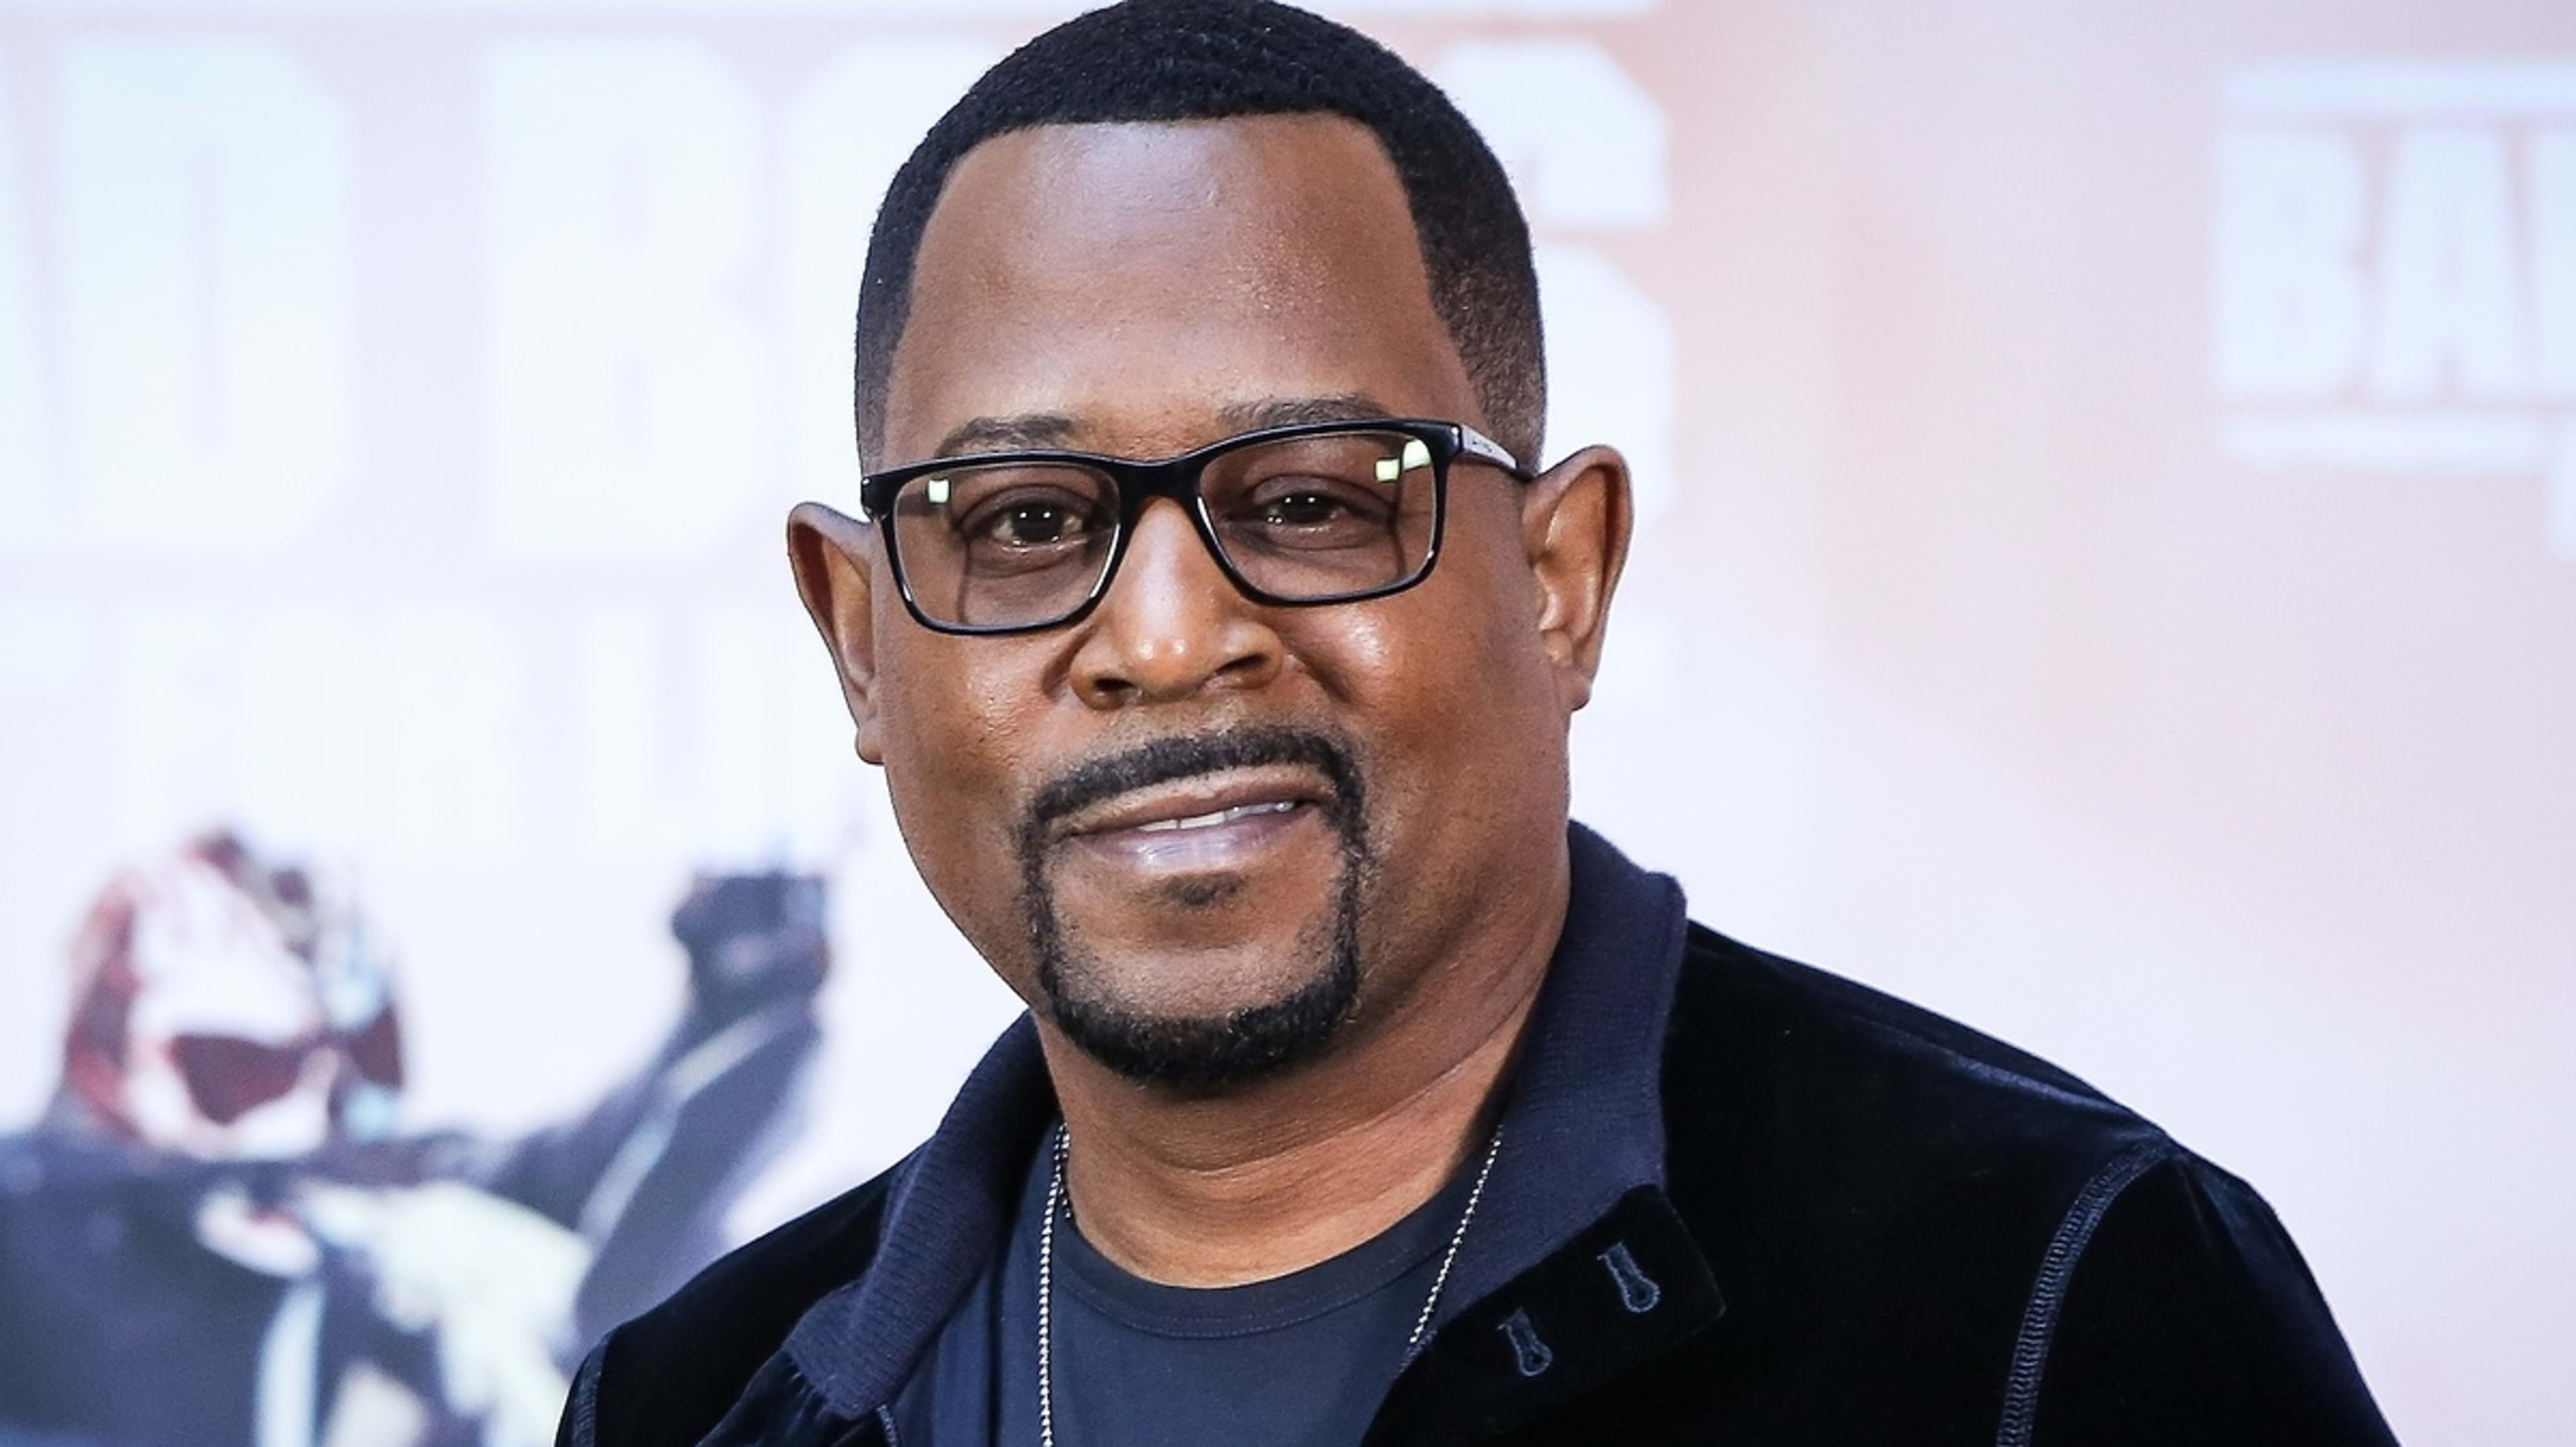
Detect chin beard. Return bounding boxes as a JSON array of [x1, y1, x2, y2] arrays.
[[1017, 727, 1371, 1093]]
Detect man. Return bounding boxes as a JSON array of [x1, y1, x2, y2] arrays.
[[0, 833, 826, 1447], [565, 2, 2397, 1444]]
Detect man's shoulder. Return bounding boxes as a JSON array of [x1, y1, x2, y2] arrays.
[[572, 1156, 906, 1447], [1668, 920, 2151, 1151], [1646, 925, 2394, 1445], [1660, 923, 2173, 1307]]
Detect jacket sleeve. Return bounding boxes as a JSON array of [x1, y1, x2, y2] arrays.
[[2020, 1153, 2399, 1447], [557, 1343, 605, 1447], [545, 1159, 904, 1447]]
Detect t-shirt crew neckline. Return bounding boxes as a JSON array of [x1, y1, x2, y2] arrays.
[[1049, 1140, 1484, 1342]]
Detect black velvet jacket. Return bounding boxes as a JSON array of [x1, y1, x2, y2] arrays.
[[562, 828, 2396, 1447]]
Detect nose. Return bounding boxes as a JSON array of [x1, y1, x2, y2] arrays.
[[1069, 498, 1283, 708]]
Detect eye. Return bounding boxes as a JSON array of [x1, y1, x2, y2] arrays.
[[1254, 484, 1360, 528], [957, 488, 1104, 549], [1231, 475, 1397, 545]]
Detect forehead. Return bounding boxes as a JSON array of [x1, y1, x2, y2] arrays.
[[883, 113, 1480, 462]]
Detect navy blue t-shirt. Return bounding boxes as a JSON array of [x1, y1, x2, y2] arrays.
[[897, 1133, 1482, 1447]]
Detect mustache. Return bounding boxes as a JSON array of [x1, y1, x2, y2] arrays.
[[1024, 726, 1365, 836]]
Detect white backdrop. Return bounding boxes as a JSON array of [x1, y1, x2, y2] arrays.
[[3, 2, 2571, 1442]]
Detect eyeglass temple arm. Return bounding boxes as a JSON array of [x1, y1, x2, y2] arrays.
[[1455, 423, 1528, 477]]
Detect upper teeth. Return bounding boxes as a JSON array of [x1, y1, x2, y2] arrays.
[[1134, 800, 1297, 833]]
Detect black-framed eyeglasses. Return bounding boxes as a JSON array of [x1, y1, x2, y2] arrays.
[[857, 418, 1530, 636]]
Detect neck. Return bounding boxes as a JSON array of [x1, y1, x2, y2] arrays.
[[1036, 853, 1568, 1288]]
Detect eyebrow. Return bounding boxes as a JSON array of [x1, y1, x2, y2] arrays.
[[928, 393, 1401, 462], [1216, 392, 1399, 433], [933, 413, 1082, 457]]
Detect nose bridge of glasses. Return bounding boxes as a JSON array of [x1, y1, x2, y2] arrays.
[[1116, 450, 1215, 513], [1075, 485, 1283, 700], [1113, 487, 1232, 592], [1106, 449, 1232, 568]]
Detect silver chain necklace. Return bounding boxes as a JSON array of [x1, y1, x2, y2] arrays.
[[1036, 1120, 1505, 1447]]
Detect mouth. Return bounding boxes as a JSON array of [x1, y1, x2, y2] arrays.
[[1057, 767, 1334, 871], [1133, 799, 1300, 833]]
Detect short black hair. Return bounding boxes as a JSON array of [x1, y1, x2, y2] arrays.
[[853, 0, 1544, 470]]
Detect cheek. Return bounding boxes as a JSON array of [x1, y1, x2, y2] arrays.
[[1320, 614, 1513, 736], [1294, 545, 1557, 821], [872, 641, 1057, 959]]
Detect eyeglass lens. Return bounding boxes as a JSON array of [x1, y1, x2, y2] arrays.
[[888, 429, 1442, 631]]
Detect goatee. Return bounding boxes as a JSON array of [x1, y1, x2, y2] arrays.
[[1016, 727, 1371, 1093]]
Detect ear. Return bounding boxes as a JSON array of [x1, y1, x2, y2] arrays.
[[787, 502, 888, 765], [1519, 445, 1635, 712]]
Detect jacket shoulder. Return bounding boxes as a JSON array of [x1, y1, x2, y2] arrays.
[[568, 1157, 905, 1447], [1669, 921, 2152, 1157], [2019, 1150, 2397, 1446], [1658, 924, 2175, 1436], [1678, 923, 2121, 1103]]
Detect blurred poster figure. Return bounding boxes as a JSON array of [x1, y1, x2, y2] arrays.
[[0, 834, 827, 1447]]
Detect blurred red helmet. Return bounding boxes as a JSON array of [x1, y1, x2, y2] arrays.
[[56, 831, 402, 1159]]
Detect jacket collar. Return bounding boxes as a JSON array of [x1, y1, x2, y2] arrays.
[[1414, 822, 1690, 1333], [784, 1016, 1055, 1416], [783, 821, 1699, 1419]]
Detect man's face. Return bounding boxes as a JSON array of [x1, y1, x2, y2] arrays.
[[809, 114, 1613, 1090]]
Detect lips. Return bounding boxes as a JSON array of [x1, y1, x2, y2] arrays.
[[1053, 766, 1333, 873], [1021, 727, 1364, 892], [1132, 799, 1300, 833], [1057, 765, 1330, 840]]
